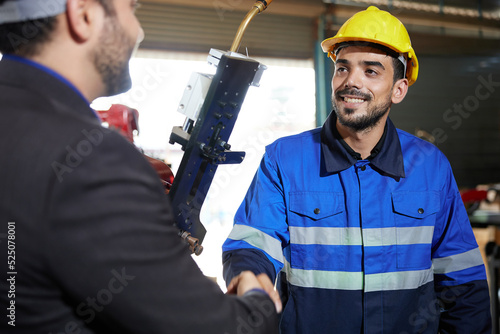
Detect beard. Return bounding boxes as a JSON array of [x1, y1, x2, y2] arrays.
[[92, 17, 135, 97], [332, 87, 392, 132]]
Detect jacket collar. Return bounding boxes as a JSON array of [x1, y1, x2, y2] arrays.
[[320, 112, 405, 178]]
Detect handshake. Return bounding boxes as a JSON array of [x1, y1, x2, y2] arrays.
[[226, 271, 282, 314]]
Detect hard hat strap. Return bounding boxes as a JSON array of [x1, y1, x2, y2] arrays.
[[0, 0, 67, 25], [398, 54, 407, 79]]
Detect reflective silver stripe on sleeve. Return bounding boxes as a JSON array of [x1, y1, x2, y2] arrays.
[[0, 0, 67, 24], [433, 248, 484, 274], [290, 226, 434, 246], [227, 224, 284, 263], [284, 258, 433, 291]]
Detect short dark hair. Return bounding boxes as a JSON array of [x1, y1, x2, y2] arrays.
[[334, 41, 406, 84], [0, 0, 114, 57], [0, 16, 58, 56]]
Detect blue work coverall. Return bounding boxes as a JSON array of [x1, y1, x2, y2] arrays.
[[223, 114, 491, 334]]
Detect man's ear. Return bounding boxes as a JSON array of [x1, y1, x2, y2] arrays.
[[391, 78, 409, 104], [65, 0, 103, 42]]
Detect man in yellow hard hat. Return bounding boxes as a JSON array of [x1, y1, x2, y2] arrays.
[[0, 0, 281, 333], [222, 6, 491, 333]]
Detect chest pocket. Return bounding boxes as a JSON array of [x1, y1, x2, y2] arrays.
[[289, 191, 344, 223], [392, 191, 440, 220], [288, 192, 347, 271], [392, 191, 440, 269]]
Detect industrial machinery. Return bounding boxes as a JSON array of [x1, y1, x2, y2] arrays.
[[168, 0, 273, 255]]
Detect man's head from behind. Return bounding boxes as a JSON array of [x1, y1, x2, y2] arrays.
[[0, 0, 60, 56], [0, 0, 113, 56], [0, 0, 140, 99]]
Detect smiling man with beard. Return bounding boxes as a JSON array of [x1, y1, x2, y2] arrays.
[[0, 0, 280, 333], [332, 45, 395, 133], [222, 6, 491, 334]]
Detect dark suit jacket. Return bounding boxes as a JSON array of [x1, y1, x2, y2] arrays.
[[0, 57, 278, 333]]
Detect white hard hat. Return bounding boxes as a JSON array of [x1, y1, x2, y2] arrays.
[[0, 0, 67, 24]]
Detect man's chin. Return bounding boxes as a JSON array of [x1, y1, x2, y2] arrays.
[[336, 109, 366, 123], [117, 78, 133, 95], [343, 107, 356, 115], [104, 75, 132, 98]]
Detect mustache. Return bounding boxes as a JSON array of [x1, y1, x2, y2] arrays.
[[335, 88, 372, 101]]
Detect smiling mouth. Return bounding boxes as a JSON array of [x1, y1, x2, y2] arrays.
[[342, 97, 365, 103], [335, 88, 371, 106]]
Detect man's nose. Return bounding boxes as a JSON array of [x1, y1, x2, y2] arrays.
[[344, 68, 363, 89]]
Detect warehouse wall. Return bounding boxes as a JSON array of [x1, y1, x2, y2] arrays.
[[136, 2, 315, 59], [391, 55, 500, 188]]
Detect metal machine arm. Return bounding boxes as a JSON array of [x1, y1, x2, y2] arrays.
[[169, 1, 273, 255]]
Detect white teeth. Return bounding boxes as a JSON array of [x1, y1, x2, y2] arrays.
[[343, 97, 364, 103]]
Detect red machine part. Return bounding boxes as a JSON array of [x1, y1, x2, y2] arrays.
[[96, 104, 138, 143], [460, 187, 500, 216], [461, 189, 488, 204], [96, 104, 174, 193]]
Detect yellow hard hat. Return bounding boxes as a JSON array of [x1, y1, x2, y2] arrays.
[[321, 6, 418, 86]]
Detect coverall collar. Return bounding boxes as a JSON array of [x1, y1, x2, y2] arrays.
[[320, 112, 405, 178]]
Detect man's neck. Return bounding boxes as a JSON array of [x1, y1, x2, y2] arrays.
[[336, 117, 388, 160]]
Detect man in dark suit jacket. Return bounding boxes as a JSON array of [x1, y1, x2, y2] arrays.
[[0, 0, 280, 333]]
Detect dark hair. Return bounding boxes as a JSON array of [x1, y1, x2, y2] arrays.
[[0, 0, 114, 56], [334, 41, 406, 84], [0, 16, 58, 56]]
